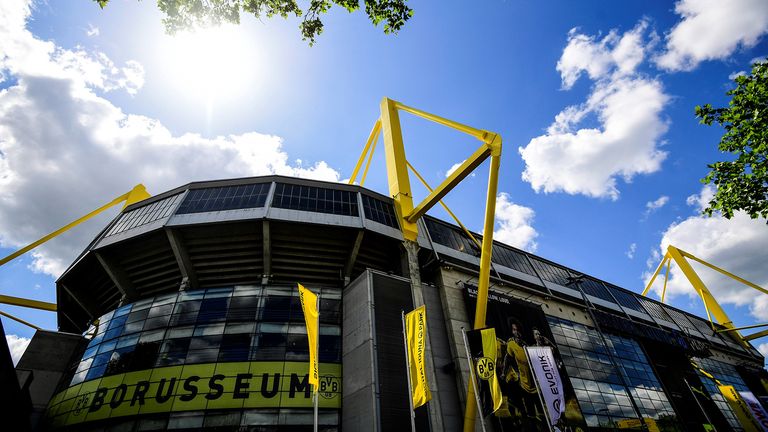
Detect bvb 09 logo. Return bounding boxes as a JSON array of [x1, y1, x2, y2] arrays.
[[475, 357, 495, 380], [319, 375, 341, 399]]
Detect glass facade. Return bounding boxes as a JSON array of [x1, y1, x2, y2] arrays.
[[105, 193, 183, 237], [548, 316, 679, 430], [271, 183, 359, 217], [61, 285, 342, 431], [361, 194, 399, 228], [693, 357, 752, 431], [176, 184, 271, 214]]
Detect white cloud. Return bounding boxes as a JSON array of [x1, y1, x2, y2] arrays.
[[493, 193, 538, 252], [728, 71, 747, 80], [86, 24, 99, 38], [445, 160, 475, 178], [645, 186, 768, 321], [759, 343, 768, 359], [520, 22, 668, 200], [0, 0, 340, 278], [5, 334, 30, 365], [626, 243, 637, 259], [557, 20, 652, 90], [656, 0, 768, 71], [643, 195, 669, 218], [445, 161, 463, 177]]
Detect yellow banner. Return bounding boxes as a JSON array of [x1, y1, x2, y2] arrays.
[[298, 283, 319, 390], [46, 361, 341, 427], [617, 418, 660, 432], [405, 305, 431, 408], [719, 385, 761, 432], [479, 327, 503, 413]]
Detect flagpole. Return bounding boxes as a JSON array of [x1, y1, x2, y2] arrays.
[[460, 327, 487, 432], [314, 295, 320, 432], [683, 377, 717, 431], [525, 347, 554, 432], [402, 311, 417, 432]]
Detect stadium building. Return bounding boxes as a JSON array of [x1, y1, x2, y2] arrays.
[[11, 175, 768, 432]]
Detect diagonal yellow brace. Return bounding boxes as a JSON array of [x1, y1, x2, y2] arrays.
[[406, 161, 482, 250], [665, 246, 735, 329], [407, 143, 493, 224], [0, 184, 150, 268], [744, 329, 768, 341], [642, 254, 671, 297], [349, 119, 382, 185], [0, 310, 41, 331], [0, 294, 56, 311]]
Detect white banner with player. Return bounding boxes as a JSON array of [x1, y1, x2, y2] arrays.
[[525, 346, 564, 431]]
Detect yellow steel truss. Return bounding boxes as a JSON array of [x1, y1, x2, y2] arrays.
[[0, 184, 151, 329], [349, 97, 502, 431], [642, 245, 768, 347]]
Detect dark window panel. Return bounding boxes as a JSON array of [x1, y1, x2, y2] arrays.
[[105, 193, 183, 237], [361, 195, 399, 228], [529, 258, 574, 286], [272, 183, 359, 217], [197, 297, 229, 323], [578, 278, 615, 303], [607, 285, 647, 313], [219, 334, 251, 362], [176, 183, 271, 214]]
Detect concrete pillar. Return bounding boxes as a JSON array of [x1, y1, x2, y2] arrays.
[[402, 239, 444, 432]]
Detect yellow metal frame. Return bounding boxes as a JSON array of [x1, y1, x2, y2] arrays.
[[349, 97, 502, 431], [0, 184, 151, 329], [642, 245, 768, 347]]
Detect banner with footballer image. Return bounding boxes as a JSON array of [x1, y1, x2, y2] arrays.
[[464, 285, 586, 432]]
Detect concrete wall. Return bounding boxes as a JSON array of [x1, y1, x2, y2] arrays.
[[342, 271, 379, 431], [16, 330, 86, 431]]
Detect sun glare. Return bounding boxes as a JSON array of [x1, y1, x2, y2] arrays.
[[159, 26, 259, 102]]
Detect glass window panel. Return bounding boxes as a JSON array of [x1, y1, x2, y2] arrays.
[[176, 184, 270, 214], [219, 334, 251, 362], [361, 194, 398, 228], [194, 323, 226, 336]]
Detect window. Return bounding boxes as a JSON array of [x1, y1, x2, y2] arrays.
[[361, 194, 398, 228], [272, 183, 359, 216], [68, 284, 342, 383], [105, 193, 183, 237], [176, 183, 271, 214]]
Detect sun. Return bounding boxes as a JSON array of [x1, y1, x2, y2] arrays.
[[158, 25, 259, 102]]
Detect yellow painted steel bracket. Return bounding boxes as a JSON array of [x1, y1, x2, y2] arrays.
[[349, 97, 502, 432], [0, 184, 150, 268], [0, 184, 150, 324], [643, 245, 768, 348]]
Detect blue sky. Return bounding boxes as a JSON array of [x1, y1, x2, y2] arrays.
[[1, 0, 767, 363]]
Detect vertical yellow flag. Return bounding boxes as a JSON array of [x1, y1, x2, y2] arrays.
[[479, 328, 503, 413], [298, 283, 319, 390], [405, 305, 432, 408], [718, 385, 761, 432]]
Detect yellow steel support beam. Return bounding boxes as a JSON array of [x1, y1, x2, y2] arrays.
[[349, 119, 381, 185], [0, 294, 56, 312], [0, 184, 150, 268], [744, 329, 768, 342], [642, 245, 768, 348], [354, 97, 503, 431], [380, 97, 419, 241], [717, 323, 768, 333], [661, 258, 671, 303], [407, 142, 493, 224], [0, 310, 41, 331], [406, 161, 482, 250], [360, 129, 379, 186], [665, 246, 735, 330]]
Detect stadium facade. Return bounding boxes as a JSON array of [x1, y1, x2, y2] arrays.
[[12, 175, 768, 432]]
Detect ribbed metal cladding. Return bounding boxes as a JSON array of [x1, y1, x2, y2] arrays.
[[371, 272, 430, 431]]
